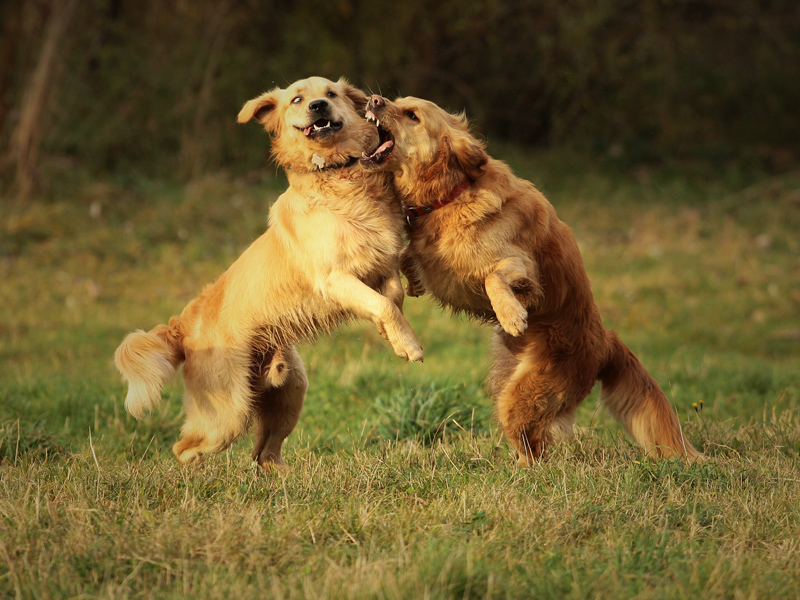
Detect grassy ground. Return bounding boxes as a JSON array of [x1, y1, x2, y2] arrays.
[[1, 151, 799, 599]]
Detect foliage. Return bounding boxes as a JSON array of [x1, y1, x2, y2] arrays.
[[373, 381, 492, 444], [1, 0, 799, 192]]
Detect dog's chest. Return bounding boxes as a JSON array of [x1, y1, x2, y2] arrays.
[[411, 224, 498, 309], [337, 208, 401, 276], [298, 196, 402, 279]]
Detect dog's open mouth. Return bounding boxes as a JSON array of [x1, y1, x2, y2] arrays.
[[297, 119, 343, 139], [360, 110, 394, 165]]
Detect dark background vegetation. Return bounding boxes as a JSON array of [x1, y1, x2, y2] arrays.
[[2, 0, 799, 197]]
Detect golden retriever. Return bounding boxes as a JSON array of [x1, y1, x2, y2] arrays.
[[360, 94, 700, 464], [114, 77, 423, 469]]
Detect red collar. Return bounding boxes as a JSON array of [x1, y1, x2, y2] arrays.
[[405, 179, 472, 225]]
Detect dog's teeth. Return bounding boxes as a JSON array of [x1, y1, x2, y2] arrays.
[[376, 119, 380, 128]]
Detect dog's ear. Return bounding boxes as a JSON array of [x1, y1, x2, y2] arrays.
[[337, 78, 368, 110], [447, 129, 488, 181], [238, 88, 282, 132]]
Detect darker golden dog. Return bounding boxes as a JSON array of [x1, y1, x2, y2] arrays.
[[360, 94, 700, 464], [115, 77, 422, 469]]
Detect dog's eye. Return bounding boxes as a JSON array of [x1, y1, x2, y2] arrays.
[[406, 110, 419, 122], [326, 91, 337, 98], [291, 96, 302, 104]]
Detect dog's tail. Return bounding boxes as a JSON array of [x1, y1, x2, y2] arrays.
[[114, 319, 184, 420], [598, 332, 701, 461]]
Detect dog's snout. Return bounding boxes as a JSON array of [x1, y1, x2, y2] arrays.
[[368, 95, 385, 109], [308, 99, 329, 113]]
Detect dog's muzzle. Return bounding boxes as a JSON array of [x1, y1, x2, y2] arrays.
[[296, 100, 343, 140]]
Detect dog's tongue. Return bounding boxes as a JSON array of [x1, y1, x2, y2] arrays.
[[362, 139, 394, 161], [376, 140, 393, 154], [303, 126, 313, 136], [362, 140, 394, 160]]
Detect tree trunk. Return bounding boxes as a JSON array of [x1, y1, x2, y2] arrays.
[[9, 0, 78, 199]]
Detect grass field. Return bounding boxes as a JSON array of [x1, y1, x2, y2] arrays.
[[2, 151, 799, 599]]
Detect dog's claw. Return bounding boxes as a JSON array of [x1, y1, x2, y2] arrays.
[[396, 341, 424, 362]]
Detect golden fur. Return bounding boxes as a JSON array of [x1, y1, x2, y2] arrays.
[[115, 77, 422, 469], [362, 95, 700, 464]]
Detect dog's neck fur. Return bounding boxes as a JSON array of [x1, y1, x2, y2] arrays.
[[284, 167, 393, 206], [396, 152, 467, 209], [279, 153, 359, 175]]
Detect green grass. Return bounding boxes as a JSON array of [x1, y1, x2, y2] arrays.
[[2, 154, 799, 599]]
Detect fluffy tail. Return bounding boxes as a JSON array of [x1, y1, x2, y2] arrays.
[[599, 332, 701, 461], [114, 320, 184, 420]]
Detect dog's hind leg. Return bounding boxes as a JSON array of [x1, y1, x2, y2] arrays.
[[494, 365, 561, 465], [172, 347, 252, 465], [490, 331, 590, 466], [487, 326, 522, 398], [250, 346, 308, 470]]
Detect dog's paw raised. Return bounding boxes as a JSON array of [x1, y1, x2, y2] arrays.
[[406, 344, 424, 363], [394, 338, 424, 362], [496, 302, 528, 337], [406, 280, 426, 298]]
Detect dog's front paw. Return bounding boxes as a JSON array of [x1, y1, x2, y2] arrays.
[[496, 302, 528, 337], [393, 336, 424, 362], [406, 279, 426, 298], [399, 342, 424, 363]]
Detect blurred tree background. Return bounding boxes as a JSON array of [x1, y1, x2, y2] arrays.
[[1, 0, 799, 196]]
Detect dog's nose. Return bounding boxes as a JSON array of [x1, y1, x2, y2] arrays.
[[368, 95, 384, 109], [308, 99, 329, 113]]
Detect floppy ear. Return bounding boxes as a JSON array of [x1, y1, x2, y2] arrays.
[[237, 88, 282, 132], [447, 130, 488, 181], [337, 77, 368, 110]]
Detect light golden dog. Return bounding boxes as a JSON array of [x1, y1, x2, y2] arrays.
[[114, 77, 422, 469], [360, 94, 700, 464]]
